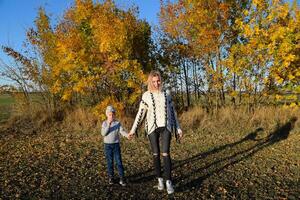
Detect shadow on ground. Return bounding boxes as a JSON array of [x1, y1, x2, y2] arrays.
[[127, 117, 298, 195], [1, 117, 297, 199]]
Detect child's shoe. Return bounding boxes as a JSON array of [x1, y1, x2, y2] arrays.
[[119, 178, 126, 187], [108, 177, 114, 185]]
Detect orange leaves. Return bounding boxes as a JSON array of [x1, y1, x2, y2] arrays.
[[160, 0, 230, 56], [26, 0, 151, 108], [74, 0, 94, 22], [226, 0, 300, 96], [159, 0, 234, 101], [62, 89, 72, 101], [1, 1, 143, 107]]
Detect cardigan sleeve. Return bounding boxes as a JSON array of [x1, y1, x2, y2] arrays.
[[169, 94, 181, 130], [130, 93, 148, 134]]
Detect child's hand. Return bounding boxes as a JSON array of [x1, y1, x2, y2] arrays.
[[126, 135, 132, 140]]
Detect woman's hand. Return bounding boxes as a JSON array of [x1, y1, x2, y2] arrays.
[[177, 129, 183, 140]]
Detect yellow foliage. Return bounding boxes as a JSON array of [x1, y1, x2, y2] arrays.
[[62, 90, 72, 101], [230, 91, 238, 97], [283, 102, 299, 110], [24, 0, 151, 108], [275, 94, 283, 100], [51, 80, 61, 94], [277, 77, 284, 84], [286, 95, 297, 101], [288, 74, 295, 81], [289, 102, 297, 108], [92, 97, 124, 121]]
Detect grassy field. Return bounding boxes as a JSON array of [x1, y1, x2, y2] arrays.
[[0, 106, 300, 199], [0, 94, 15, 123], [0, 93, 45, 124]]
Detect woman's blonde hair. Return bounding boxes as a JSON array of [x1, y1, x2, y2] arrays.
[[147, 70, 163, 92]]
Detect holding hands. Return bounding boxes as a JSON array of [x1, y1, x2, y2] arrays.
[[127, 131, 134, 140]]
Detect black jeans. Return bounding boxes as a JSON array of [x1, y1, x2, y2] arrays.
[[148, 127, 172, 180]]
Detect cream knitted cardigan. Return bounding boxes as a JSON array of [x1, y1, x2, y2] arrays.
[[130, 90, 181, 135]]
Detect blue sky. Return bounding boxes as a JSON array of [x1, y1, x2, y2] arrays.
[[0, 0, 160, 84]]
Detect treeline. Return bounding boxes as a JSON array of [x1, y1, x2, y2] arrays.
[[0, 0, 299, 119]]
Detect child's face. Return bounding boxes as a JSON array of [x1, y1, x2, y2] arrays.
[[106, 112, 115, 120]]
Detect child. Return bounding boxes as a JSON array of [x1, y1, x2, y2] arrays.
[[101, 105, 130, 186]]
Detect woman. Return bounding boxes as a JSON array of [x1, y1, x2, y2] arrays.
[[128, 70, 183, 195]]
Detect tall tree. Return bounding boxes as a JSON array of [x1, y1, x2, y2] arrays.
[[1, 0, 154, 120], [225, 0, 300, 107], [160, 0, 248, 110]]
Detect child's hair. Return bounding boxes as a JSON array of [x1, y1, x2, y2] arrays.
[[106, 105, 116, 115], [147, 70, 163, 92]]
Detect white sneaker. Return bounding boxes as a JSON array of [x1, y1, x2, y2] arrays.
[[166, 180, 174, 194], [119, 179, 126, 187], [157, 177, 164, 190]]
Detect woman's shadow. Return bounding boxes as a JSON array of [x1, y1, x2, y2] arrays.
[[127, 117, 297, 193]]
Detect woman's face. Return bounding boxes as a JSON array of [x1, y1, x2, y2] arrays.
[[152, 76, 161, 91]]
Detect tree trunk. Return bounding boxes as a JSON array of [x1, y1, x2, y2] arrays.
[[182, 60, 190, 108]]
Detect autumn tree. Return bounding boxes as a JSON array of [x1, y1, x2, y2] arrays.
[[0, 47, 35, 107], [160, 0, 299, 110], [159, 0, 251, 111], [1, 0, 153, 120], [49, 0, 151, 118], [226, 0, 300, 108]]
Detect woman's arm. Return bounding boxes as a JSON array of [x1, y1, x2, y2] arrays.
[[130, 95, 148, 135], [169, 95, 183, 138]]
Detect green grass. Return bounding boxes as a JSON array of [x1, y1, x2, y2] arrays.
[[0, 94, 15, 105], [0, 93, 46, 123], [1, 109, 299, 199], [0, 94, 15, 123]]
